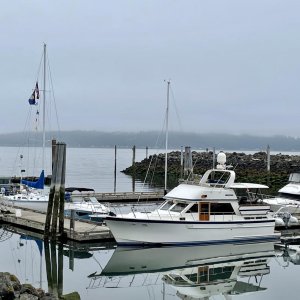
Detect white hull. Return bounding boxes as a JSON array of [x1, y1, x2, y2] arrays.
[[1, 197, 49, 212], [263, 198, 300, 214], [105, 217, 278, 245]]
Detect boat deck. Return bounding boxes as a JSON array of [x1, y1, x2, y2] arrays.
[[0, 206, 113, 242]]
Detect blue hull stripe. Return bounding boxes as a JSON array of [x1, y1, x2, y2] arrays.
[[117, 235, 280, 247]]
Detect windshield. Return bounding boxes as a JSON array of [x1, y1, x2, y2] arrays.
[[170, 202, 189, 213], [159, 201, 174, 210]]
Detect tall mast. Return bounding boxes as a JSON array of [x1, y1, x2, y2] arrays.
[[42, 43, 46, 173], [164, 80, 170, 194]]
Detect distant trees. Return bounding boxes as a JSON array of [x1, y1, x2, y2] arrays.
[[0, 130, 299, 151]]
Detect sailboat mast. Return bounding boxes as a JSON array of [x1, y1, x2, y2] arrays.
[[164, 80, 170, 194], [42, 43, 46, 173]]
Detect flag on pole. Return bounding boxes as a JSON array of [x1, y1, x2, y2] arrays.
[[28, 92, 36, 105], [28, 81, 39, 105]]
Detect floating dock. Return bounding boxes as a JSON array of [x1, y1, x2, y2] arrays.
[[0, 206, 113, 242]]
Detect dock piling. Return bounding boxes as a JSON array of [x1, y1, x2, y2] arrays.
[[44, 142, 67, 240]]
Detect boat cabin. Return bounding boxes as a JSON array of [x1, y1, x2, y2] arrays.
[[157, 168, 270, 221]]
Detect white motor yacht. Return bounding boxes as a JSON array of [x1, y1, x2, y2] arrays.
[[104, 153, 279, 246]]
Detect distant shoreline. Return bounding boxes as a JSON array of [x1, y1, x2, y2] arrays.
[[0, 130, 300, 151]]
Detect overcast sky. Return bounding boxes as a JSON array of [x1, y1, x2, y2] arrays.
[[1, 0, 300, 136]]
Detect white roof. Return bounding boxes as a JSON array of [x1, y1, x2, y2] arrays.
[[229, 183, 269, 189], [279, 183, 300, 195], [164, 183, 237, 201]]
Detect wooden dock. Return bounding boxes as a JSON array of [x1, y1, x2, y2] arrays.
[[72, 191, 164, 202], [0, 207, 114, 242]]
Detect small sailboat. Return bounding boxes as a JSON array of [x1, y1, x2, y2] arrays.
[[1, 44, 50, 212], [3, 170, 49, 212]]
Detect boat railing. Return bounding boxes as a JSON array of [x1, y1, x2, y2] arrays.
[[209, 213, 235, 222]]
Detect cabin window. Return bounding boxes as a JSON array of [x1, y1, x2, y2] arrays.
[[278, 192, 300, 201], [186, 204, 199, 213], [170, 202, 188, 213], [159, 201, 174, 210], [210, 203, 234, 215]]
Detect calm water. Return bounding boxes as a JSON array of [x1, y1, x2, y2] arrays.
[[1, 147, 300, 299], [0, 146, 164, 192], [0, 228, 300, 300]]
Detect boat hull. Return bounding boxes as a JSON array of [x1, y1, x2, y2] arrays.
[[1, 198, 49, 212], [105, 217, 279, 246]]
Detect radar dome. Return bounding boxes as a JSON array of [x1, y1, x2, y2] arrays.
[[217, 152, 226, 165]]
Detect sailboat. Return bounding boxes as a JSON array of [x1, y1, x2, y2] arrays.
[[1, 44, 50, 212]]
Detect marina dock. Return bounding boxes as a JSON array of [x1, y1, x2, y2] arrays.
[[0, 206, 113, 242], [76, 191, 164, 202]]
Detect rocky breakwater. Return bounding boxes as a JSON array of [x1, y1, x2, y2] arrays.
[[122, 151, 300, 194], [0, 272, 79, 300]]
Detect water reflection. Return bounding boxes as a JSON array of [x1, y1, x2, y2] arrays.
[[2, 223, 300, 300], [90, 242, 274, 299]]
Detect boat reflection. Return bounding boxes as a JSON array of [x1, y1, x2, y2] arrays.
[[89, 241, 274, 298], [275, 243, 300, 266]]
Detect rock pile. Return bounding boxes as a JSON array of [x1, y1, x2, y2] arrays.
[[0, 272, 57, 300], [122, 151, 300, 194]]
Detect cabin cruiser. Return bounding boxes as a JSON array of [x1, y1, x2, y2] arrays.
[[64, 187, 114, 221], [104, 153, 279, 246], [263, 172, 300, 216]]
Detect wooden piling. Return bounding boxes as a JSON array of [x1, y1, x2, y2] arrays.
[[44, 142, 66, 240], [114, 145, 117, 193], [132, 145, 136, 192], [180, 146, 183, 179], [57, 242, 64, 297], [52, 139, 56, 171], [58, 145, 66, 237], [44, 240, 53, 293]]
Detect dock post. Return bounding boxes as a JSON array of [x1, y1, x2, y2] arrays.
[[51, 241, 58, 298], [52, 139, 56, 171], [57, 242, 64, 297], [44, 142, 66, 240], [45, 148, 58, 239], [114, 145, 117, 193], [180, 146, 183, 179], [58, 144, 66, 237], [44, 240, 53, 294], [132, 145, 136, 192], [146, 146, 148, 159], [132, 145, 136, 167], [51, 144, 65, 239]]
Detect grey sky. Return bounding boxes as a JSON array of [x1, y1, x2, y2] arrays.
[[1, 0, 300, 136]]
